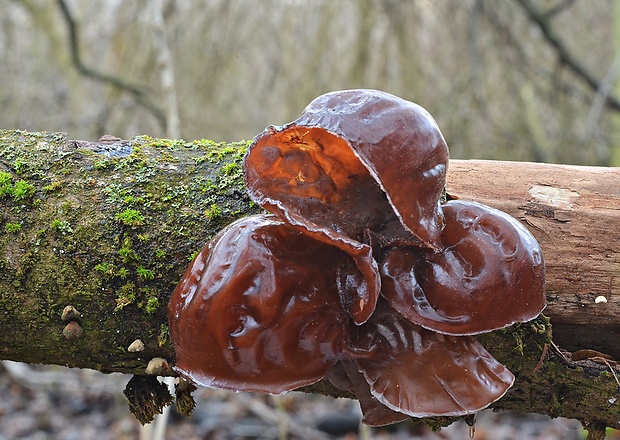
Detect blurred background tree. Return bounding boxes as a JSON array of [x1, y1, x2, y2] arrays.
[[1, 1, 619, 438], [1, 0, 619, 166]]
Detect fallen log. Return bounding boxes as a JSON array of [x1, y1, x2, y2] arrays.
[[0, 130, 618, 430], [447, 160, 620, 360]]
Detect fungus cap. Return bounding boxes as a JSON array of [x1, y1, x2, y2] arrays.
[[244, 89, 449, 323], [381, 200, 546, 335], [327, 361, 410, 427], [349, 302, 515, 418], [168, 215, 350, 394]]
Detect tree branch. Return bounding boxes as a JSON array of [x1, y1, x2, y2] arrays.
[[55, 0, 167, 129], [0, 130, 618, 429], [542, 0, 578, 19], [515, 0, 620, 112]]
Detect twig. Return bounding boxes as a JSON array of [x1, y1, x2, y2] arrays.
[[239, 395, 332, 440], [541, 0, 577, 18], [271, 395, 289, 440], [2, 360, 73, 389], [515, 0, 620, 112], [549, 340, 571, 364], [533, 343, 549, 374], [149, 0, 181, 139], [582, 48, 620, 143], [598, 358, 620, 389], [55, 0, 166, 129]]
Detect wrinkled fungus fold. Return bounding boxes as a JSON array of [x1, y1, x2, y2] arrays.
[[169, 215, 350, 394], [350, 302, 515, 418], [381, 200, 546, 335], [244, 89, 450, 323], [168, 89, 546, 426], [327, 361, 410, 427]]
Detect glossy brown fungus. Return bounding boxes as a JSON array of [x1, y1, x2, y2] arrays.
[[244, 89, 449, 323], [349, 302, 515, 418], [380, 200, 546, 336], [168, 215, 350, 394], [327, 360, 410, 427], [168, 89, 547, 425]]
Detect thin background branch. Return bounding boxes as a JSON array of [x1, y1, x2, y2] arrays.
[[55, 0, 167, 130]]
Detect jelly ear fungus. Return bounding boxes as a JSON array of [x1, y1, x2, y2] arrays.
[[244, 89, 449, 249], [380, 200, 546, 336], [244, 89, 450, 323], [347, 302, 515, 419], [168, 89, 547, 426], [168, 215, 351, 394]]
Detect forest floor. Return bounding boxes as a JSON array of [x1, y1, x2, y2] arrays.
[[0, 361, 616, 440]]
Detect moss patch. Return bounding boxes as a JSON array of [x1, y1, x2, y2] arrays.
[[0, 130, 260, 373]]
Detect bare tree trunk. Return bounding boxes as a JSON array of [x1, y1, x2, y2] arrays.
[[150, 0, 181, 139], [0, 130, 618, 429]]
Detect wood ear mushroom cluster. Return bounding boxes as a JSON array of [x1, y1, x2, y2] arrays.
[[168, 89, 546, 425]]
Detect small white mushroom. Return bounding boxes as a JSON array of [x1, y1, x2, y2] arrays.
[[594, 296, 608, 304], [63, 321, 83, 340], [61, 305, 81, 321], [145, 357, 172, 375], [128, 339, 145, 352]]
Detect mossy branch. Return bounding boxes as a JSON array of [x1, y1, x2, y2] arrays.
[[0, 130, 618, 430]]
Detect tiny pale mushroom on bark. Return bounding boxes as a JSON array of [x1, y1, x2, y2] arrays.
[[128, 339, 145, 352], [145, 357, 172, 376], [168, 89, 546, 426], [62, 321, 83, 340], [61, 305, 81, 321]]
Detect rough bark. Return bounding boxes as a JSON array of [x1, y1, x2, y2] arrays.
[[0, 130, 618, 430], [446, 160, 620, 359]]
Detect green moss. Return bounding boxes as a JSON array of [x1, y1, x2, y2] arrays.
[[115, 282, 137, 311], [205, 204, 222, 220], [115, 208, 145, 227], [187, 249, 201, 261], [4, 223, 21, 233], [124, 195, 145, 205], [0, 130, 259, 375], [0, 172, 12, 197], [42, 181, 63, 193], [0, 174, 37, 202], [103, 183, 130, 203], [140, 135, 187, 149], [93, 159, 110, 170], [119, 237, 140, 264], [13, 158, 28, 174], [512, 332, 525, 356], [159, 151, 179, 163], [50, 219, 73, 234], [11, 180, 35, 201], [222, 162, 238, 175], [94, 262, 117, 279], [144, 297, 160, 315], [157, 324, 170, 347], [136, 266, 155, 280]]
